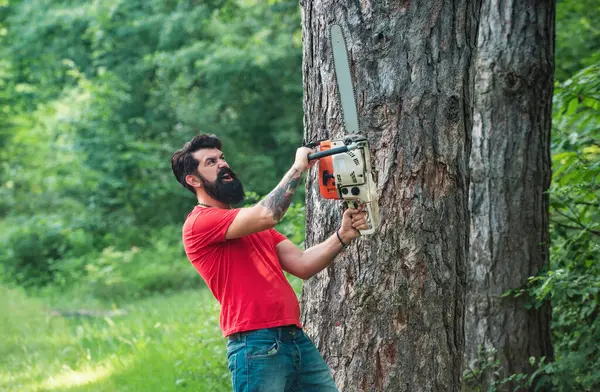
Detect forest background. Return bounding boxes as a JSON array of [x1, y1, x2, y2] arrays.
[[0, 0, 598, 391]]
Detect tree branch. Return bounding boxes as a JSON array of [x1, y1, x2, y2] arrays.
[[551, 213, 600, 237]]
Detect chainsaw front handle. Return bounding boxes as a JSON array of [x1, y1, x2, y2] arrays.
[[307, 143, 359, 161]]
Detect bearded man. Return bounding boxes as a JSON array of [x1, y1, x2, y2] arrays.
[[171, 134, 368, 392]]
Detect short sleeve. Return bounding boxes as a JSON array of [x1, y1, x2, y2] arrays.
[[190, 208, 241, 247], [270, 229, 288, 246]]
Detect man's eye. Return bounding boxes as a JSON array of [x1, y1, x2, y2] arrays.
[[207, 159, 215, 165]]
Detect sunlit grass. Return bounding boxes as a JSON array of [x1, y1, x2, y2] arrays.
[[0, 285, 230, 391]]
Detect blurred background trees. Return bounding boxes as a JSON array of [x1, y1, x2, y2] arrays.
[[0, 0, 598, 391], [0, 0, 305, 287]]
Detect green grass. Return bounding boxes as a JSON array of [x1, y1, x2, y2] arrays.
[[0, 285, 230, 392]]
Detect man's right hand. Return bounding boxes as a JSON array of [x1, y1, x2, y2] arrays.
[[293, 147, 316, 172], [339, 205, 368, 243]]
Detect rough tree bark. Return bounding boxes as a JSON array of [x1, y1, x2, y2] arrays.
[[299, 1, 481, 391], [464, 1, 555, 389]]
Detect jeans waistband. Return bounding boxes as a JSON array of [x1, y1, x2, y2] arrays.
[[228, 325, 302, 342]]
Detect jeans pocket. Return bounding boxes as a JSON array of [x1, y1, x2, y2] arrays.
[[246, 338, 280, 359], [227, 340, 245, 356]]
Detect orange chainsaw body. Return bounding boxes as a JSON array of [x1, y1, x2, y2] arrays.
[[317, 140, 340, 199]]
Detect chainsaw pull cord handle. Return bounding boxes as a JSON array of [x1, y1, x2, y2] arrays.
[[307, 143, 360, 161]]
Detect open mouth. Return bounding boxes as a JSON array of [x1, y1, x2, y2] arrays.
[[220, 173, 233, 182]]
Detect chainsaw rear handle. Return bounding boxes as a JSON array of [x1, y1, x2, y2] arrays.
[[307, 144, 359, 161]]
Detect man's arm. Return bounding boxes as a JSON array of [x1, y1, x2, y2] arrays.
[[277, 207, 368, 279], [225, 147, 313, 240], [258, 166, 303, 221]]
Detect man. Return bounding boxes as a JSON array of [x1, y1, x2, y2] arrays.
[[171, 134, 368, 392]]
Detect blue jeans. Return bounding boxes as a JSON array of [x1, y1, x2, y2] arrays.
[[226, 325, 338, 392]]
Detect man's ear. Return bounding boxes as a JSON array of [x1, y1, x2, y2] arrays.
[[185, 174, 202, 189]]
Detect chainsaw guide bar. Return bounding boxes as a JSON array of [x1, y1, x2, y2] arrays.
[[306, 24, 381, 235], [330, 24, 359, 135]]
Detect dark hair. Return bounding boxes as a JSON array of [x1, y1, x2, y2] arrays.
[[171, 134, 223, 194]]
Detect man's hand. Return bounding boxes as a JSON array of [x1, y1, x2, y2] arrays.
[[338, 205, 369, 243], [293, 147, 316, 172], [276, 204, 368, 279]]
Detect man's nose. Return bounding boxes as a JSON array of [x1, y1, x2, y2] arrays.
[[218, 160, 229, 169]]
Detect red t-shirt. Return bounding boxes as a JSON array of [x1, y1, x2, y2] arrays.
[[182, 206, 302, 336]]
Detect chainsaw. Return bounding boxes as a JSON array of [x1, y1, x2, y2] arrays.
[[306, 24, 380, 235]]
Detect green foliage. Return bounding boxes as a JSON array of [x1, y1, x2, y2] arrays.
[[462, 347, 552, 392], [550, 64, 600, 252], [555, 0, 600, 81], [53, 225, 203, 301], [1, 0, 303, 231], [1, 0, 304, 290], [524, 64, 600, 391], [1, 215, 96, 286]]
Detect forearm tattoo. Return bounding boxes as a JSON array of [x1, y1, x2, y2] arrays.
[[259, 168, 302, 221]]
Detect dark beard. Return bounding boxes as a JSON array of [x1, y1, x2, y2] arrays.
[[199, 168, 245, 205]]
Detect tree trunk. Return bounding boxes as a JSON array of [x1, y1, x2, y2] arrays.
[[299, 1, 481, 391], [464, 1, 555, 390]]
